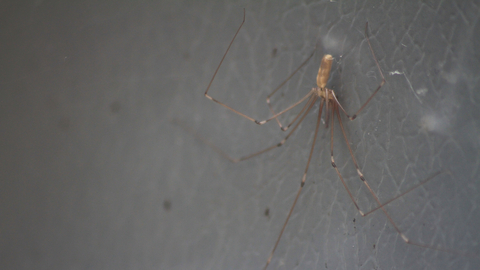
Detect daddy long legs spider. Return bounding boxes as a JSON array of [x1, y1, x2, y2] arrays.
[[184, 8, 472, 270]]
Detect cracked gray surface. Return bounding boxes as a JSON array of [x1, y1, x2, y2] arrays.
[[1, 1, 479, 270]]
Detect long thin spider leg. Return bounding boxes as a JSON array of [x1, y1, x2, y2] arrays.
[[336, 22, 386, 121], [207, 79, 313, 125], [172, 96, 317, 164], [204, 9, 255, 121], [256, 89, 315, 125], [267, 49, 317, 129], [363, 170, 448, 216], [267, 50, 316, 100], [330, 104, 364, 212], [204, 9, 314, 126], [271, 90, 316, 132], [276, 93, 316, 132], [329, 91, 349, 118], [237, 96, 318, 162], [335, 108, 466, 255], [325, 89, 331, 128], [264, 98, 324, 270], [327, 99, 449, 216]]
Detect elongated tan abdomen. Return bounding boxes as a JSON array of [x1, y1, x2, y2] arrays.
[[316, 54, 333, 88]]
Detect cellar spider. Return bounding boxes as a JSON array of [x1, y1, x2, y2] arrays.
[[190, 8, 468, 270]]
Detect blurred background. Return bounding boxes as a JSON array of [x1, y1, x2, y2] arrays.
[[1, 1, 479, 269]]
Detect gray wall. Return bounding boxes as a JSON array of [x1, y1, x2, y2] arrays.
[[1, 1, 479, 269]]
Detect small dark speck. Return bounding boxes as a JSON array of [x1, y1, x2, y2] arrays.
[[163, 200, 171, 211], [373, 244, 376, 249], [264, 207, 270, 218], [271, 47, 278, 58], [325, 262, 328, 268], [353, 218, 355, 223], [57, 117, 70, 131], [110, 101, 121, 113]]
